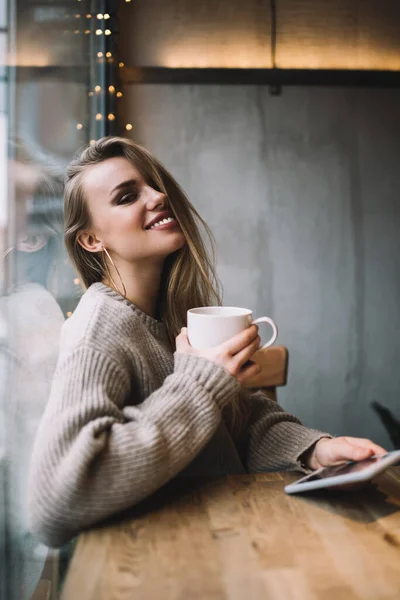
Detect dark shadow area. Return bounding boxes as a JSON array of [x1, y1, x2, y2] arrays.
[[371, 401, 400, 448]]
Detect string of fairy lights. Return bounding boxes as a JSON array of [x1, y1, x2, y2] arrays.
[[65, 1, 132, 317], [73, 0, 132, 145]]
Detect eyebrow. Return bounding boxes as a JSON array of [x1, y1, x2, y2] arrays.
[[109, 178, 138, 197]]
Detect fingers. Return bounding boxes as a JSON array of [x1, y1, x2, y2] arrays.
[[236, 361, 262, 385], [316, 437, 387, 467], [343, 441, 375, 462], [220, 325, 260, 356], [230, 335, 261, 371], [342, 437, 387, 456], [175, 327, 191, 353], [334, 439, 374, 462]]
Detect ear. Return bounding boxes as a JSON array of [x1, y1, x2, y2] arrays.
[[17, 234, 48, 253], [77, 231, 103, 253]]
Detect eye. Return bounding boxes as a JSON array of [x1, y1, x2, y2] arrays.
[[117, 191, 139, 205]]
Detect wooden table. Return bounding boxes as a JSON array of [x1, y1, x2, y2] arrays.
[[62, 468, 400, 600]]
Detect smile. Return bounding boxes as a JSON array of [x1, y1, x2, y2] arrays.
[[149, 217, 176, 230]]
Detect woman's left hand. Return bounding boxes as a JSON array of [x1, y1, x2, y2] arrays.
[[305, 436, 387, 470]]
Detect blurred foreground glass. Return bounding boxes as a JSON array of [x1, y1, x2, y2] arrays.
[[1, 5, 8, 597], [0, 1, 95, 598]]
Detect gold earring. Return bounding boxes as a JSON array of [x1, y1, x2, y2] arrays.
[[102, 247, 127, 298]]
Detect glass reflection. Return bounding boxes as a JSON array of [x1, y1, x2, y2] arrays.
[[1, 1, 95, 598]]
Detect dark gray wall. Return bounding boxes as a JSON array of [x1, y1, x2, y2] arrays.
[[121, 84, 400, 448]]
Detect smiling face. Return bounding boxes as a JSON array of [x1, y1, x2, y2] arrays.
[[78, 156, 186, 264]]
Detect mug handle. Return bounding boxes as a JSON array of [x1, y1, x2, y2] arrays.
[[252, 317, 278, 350]]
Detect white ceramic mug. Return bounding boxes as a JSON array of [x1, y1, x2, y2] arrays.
[[187, 306, 278, 350]]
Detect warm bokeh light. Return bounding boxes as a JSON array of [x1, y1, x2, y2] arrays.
[[76, 124, 83, 130], [161, 39, 272, 69], [127, 4, 400, 71], [125, 124, 133, 130], [94, 85, 101, 92], [9, 50, 51, 66], [159, 43, 400, 70]]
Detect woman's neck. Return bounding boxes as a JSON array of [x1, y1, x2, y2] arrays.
[[104, 259, 164, 319]]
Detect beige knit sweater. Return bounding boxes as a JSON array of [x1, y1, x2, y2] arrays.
[[28, 283, 330, 547]]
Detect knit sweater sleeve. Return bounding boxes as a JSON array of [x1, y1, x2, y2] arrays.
[[28, 346, 239, 547], [239, 390, 332, 473]]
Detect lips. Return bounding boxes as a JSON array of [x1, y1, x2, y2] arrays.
[[145, 210, 174, 229]]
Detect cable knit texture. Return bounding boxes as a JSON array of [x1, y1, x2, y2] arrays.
[[28, 282, 331, 547]]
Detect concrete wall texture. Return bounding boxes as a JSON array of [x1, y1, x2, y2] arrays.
[[119, 0, 400, 70], [121, 84, 400, 448]]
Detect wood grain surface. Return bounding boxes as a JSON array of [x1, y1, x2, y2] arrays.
[[62, 468, 400, 600]]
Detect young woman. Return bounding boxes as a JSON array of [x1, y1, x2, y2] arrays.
[[28, 136, 386, 548]]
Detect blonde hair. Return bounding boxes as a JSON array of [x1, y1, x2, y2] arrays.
[[64, 136, 222, 345]]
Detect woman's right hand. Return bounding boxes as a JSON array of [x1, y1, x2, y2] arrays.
[[175, 325, 262, 386]]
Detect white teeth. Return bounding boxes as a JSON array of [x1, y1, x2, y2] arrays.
[[150, 217, 175, 229]]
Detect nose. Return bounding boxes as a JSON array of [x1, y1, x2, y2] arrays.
[[145, 185, 168, 211]]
